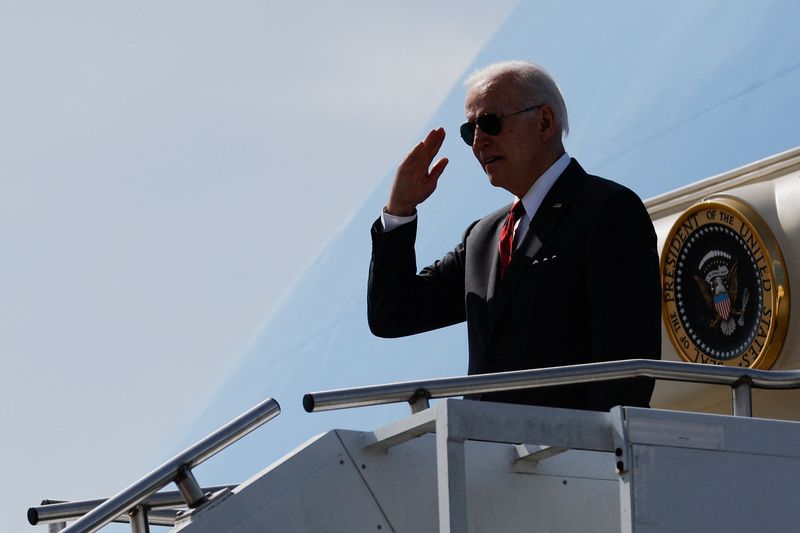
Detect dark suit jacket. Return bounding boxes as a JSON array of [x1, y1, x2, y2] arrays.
[[368, 159, 661, 411]]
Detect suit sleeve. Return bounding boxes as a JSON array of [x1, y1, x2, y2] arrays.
[[585, 187, 662, 409], [367, 217, 468, 338]]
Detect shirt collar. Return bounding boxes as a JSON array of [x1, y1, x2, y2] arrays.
[[517, 152, 570, 220]]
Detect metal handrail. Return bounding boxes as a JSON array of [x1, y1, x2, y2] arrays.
[[35, 507, 178, 528], [51, 397, 280, 533], [303, 359, 800, 415], [29, 486, 235, 526]]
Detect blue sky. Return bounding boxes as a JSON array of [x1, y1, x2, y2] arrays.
[[3, 1, 800, 531], [0, 1, 514, 530]]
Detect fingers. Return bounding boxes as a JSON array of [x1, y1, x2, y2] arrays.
[[421, 127, 446, 158], [429, 157, 449, 182], [421, 128, 447, 182], [405, 127, 446, 167]]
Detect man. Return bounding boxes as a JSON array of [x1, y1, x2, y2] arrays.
[[368, 61, 660, 411]]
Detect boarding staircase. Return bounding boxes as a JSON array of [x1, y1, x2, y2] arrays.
[[27, 360, 800, 532]]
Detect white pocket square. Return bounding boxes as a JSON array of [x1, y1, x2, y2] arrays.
[[532, 254, 558, 265]]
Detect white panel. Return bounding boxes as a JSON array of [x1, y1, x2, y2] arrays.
[[340, 431, 620, 533], [173, 431, 390, 532], [630, 444, 800, 533], [617, 408, 800, 532]]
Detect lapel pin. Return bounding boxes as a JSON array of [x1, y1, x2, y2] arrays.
[[552, 203, 562, 208]]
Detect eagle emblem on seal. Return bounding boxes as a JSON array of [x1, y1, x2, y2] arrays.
[[693, 250, 749, 336]]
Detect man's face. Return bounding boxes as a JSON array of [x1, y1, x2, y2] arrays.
[[464, 76, 547, 196]]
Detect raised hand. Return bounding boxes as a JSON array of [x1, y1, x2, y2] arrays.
[[386, 128, 449, 216]]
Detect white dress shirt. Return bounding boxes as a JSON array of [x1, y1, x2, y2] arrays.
[[512, 151, 570, 245]]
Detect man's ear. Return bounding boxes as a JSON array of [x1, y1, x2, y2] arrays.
[[539, 105, 558, 142]]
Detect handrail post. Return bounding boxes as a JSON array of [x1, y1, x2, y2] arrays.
[[175, 466, 207, 508], [435, 405, 467, 533], [408, 389, 431, 414], [128, 505, 150, 533], [732, 378, 753, 417]]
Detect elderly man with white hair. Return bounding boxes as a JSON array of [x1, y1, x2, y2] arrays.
[[368, 60, 661, 410]]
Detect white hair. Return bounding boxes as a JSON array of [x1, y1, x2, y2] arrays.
[[464, 60, 569, 138]]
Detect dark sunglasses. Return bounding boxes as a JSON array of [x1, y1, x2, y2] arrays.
[[459, 105, 542, 146]]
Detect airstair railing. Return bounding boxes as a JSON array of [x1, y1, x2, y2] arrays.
[[29, 486, 236, 529], [30, 397, 280, 533], [303, 359, 800, 417]]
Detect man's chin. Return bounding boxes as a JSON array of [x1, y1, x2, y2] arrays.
[[486, 172, 505, 189]]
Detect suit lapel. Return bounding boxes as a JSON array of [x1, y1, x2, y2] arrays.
[[487, 159, 586, 337], [484, 209, 507, 306]]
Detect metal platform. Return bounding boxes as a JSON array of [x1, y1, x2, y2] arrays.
[[170, 399, 800, 533]]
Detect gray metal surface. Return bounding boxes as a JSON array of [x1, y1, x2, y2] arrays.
[[168, 399, 800, 532], [129, 506, 149, 533], [171, 432, 394, 532], [29, 487, 234, 526], [347, 432, 619, 533], [58, 397, 279, 533], [174, 469, 206, 508], [513, 444, 568, 464], [613, 407, 800, 532], [360, 399, 618, 532], [171, 420, 621, 533], [732, 380, 753, 417], [303, 359, 800, 414], [399, 400, 617, 533]]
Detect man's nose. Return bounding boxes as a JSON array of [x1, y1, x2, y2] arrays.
[[472, 126, 491, 147]]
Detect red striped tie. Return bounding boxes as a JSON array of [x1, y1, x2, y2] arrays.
[[499, 200, 525, 279]]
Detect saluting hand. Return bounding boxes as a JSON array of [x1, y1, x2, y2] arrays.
[[386, 127, 449, 216]]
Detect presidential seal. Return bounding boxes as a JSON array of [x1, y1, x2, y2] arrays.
[[661, 197, 790, 368]]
